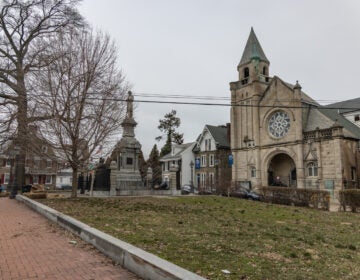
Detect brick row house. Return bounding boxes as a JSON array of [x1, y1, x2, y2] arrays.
[[193, 124, 232, 194], [0, 126, 58, 189]]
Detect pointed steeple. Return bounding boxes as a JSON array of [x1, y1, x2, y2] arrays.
[[238, 27, 269, 68]]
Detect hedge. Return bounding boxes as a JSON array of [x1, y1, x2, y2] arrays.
[[339, 189, 360, 212], [259, 187, 330, 210]]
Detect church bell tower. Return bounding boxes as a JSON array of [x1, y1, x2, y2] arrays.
[[230, 28, 271, 187]]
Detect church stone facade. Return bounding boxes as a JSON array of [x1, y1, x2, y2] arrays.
[[230, 28, 360, 196]]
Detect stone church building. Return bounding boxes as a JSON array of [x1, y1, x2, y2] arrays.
[[230, 28, 360, 195]]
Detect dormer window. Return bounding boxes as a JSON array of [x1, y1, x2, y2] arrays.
[[355, 115, 360, 122]]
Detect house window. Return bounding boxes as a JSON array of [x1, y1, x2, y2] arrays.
[[41, 145, 48, 153], [209, 173, 214, 190], [5, 159, 11, 167], [45, 175, 52, 184], [351, 167, 356, 181], [209, 154, 214, 167], [307, 162, 318, 177], [208, 140, 211, 151], [33, 176, 39, 184], [204, 139, 208, 151], [47, 160, 52, 168], [250, 166, 256, 178], [201, 155, 207, 167], [4, 173, 10, 184], [201, 173, 206, 188], [355, 115, 360, 122]]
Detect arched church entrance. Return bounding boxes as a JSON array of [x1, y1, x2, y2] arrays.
[[267, 153, 297, 187]]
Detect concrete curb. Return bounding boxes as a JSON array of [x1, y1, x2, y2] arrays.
[[16, 195, 206, 280]]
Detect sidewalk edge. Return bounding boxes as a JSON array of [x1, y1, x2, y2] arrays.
[[16, 195, 206, 280]]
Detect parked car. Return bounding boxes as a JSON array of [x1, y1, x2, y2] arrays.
[[230, 188, 260, 201], [181, 185, 192, 195], [56, 185, 72, 190], [153, 181, 169, 190]]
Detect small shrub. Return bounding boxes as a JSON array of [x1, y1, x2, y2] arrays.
[[339, 189, 360, 212], [259, 187, 329, 210]]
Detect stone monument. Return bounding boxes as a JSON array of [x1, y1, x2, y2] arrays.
[[109, 91, 144, 195]]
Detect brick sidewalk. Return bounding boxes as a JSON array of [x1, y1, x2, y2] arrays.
[[0, 198, 140, 280]]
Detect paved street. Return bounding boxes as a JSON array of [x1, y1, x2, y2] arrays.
[[0, 198, 140, 280]]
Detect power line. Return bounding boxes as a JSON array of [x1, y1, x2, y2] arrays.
[[23, 91, 360, 110], [132, 92, 358, 104], [83, 96, 360, 110]]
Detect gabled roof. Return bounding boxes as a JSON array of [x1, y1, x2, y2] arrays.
[[206, 125, 230, 149], [260, 76, 318, 106], [324, 97, 360, 114], [238, 27, 269, 67], [160, 142, 194, 161]]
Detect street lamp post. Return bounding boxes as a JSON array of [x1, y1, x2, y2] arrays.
[[190, 160, 194, 189]]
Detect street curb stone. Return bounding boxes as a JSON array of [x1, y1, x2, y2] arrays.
[[16, 195, 206, 280]]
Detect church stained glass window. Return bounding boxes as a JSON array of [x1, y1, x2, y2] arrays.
[[268, 111, 290, 138]]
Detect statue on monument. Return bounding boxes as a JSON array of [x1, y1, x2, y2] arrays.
[[126, 91, 134, 118]]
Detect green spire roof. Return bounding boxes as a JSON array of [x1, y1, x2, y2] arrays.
[[238, 27, 269, 67]]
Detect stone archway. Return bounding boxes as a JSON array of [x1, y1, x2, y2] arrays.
[[267, 153, 297, 187]]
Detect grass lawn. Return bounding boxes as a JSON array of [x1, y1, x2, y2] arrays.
[[39, 196, 360, 280]]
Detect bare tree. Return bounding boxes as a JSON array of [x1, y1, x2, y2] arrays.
[[0, 0, 83, 190], [35, 28, 128, 197]]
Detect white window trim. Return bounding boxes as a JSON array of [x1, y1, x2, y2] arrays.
[[307, 162, 318, 177], [209, 154, 214, 167], [209, 172, 214, 186], [201, 155, 207, 167], [4, 173, 10, 184]]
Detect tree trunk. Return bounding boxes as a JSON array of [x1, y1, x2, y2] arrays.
[[16, 73, 28, 189], [71, 167, 78, 198]]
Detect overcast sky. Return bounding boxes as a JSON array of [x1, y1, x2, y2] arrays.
[[79, 0, 360, 158]]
